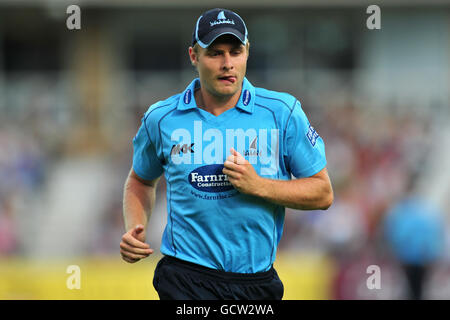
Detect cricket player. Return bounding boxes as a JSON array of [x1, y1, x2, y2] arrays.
[[120, 8, 333, 300]]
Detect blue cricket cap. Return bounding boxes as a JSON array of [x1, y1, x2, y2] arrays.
[[192, 8, 248, 48]]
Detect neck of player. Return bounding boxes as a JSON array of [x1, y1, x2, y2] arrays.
[[195, 87, 242, 117]]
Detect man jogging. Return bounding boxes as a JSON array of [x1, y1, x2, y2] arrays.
[[120, 8, 333, 300]]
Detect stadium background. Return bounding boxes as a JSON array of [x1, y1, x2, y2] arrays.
[[1, 0, 450, 299]]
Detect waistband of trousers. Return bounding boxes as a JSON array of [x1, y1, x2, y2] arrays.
[[162, 255, 275, 284]]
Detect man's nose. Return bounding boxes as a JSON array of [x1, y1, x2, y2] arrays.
[[222, 53, 234, 70]]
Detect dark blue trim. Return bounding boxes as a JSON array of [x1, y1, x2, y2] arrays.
[[166, 174, 176, 255], [283, 99, 299, 149], [254, 103, 280, 180], [143, 104, 169, 141], [157, 106, 177, 162], [153, 107, 177, 255], [142, 101, 179, 254], [143, 102, 175, 164], [156, 107, 178, 254], [255, 94, 294, 112], [254, 103, 282, 270], [143, 99, 177, 122], [268, 206, 278, 270]]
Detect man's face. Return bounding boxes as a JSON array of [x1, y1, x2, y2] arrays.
[[190, 36, 249, 99]]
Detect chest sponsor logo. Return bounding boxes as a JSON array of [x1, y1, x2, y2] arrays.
[[189, 164, 234, 193]]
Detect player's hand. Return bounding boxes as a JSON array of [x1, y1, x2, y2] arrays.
[[120, 224, 154, 263], [223, 148, 263, 196]]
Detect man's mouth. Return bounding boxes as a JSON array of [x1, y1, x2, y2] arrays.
[[218, 76, 237, 84]]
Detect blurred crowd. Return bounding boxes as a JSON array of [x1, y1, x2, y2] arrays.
[[0, 122, 46, 255], [281, 99, 448, 299]]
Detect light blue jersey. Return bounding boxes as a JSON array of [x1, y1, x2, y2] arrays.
[[132, 77, 327, 273]]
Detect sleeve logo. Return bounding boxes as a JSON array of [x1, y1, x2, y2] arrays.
[[306, 125, 319, 146]]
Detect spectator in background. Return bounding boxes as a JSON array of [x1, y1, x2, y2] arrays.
[[0, 195, 18, 255], [383, 175, 444, 300]]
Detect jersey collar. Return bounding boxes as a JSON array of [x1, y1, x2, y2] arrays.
[[177, 77, 255, 114]]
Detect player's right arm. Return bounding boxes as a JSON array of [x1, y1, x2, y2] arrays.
[[122, 107, 165, 263], [120, 168, 159, 263]]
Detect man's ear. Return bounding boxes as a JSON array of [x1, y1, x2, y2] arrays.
[[189, 47, 198, 66], [246, 41, 250, 59]]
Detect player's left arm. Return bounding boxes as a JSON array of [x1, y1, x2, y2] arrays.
[[223, 148, 333, 210]]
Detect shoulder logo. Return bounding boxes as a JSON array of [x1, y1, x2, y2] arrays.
[[184, 89, 191, 104], [306, 125, 319, 146], [242, 89, 251, 106]]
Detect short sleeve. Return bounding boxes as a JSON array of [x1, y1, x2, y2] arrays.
[[132, 116, 164, 180], [284, 100, 327, 178]]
